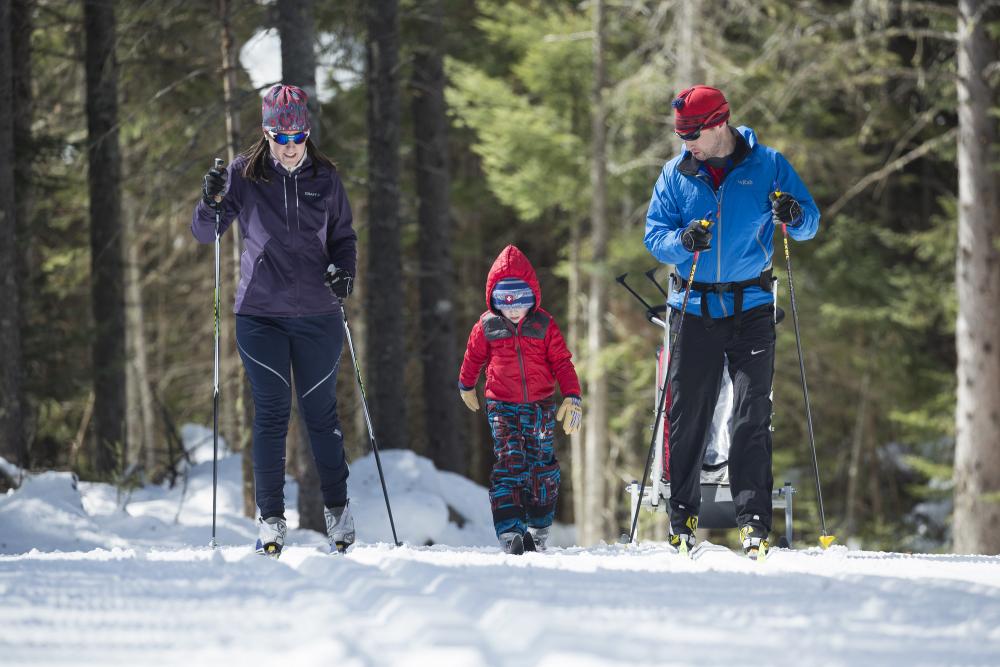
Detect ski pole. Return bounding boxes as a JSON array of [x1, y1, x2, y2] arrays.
[[615, 272, 660, 324], [644, 267, 671, 301], [340, 300, 401, 547], [210, 157, 224, 550], [774, 185, 834, 548], [628, 221, 711, 544]]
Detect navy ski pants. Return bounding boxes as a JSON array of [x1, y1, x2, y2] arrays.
[[486, 397, 560, 537], [667, 304, 775, 531], [236, 314, 349, 520]]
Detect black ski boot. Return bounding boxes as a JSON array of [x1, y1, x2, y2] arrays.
[[499, 532, 525, 555], [668, 513, 698, 556], [522, 531, 536, 552], [740, 523, 770, 561]]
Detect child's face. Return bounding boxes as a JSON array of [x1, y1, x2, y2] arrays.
[[499, 306, 529, 323]]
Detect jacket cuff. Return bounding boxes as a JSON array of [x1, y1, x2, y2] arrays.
[[458, 382, 475, 392]]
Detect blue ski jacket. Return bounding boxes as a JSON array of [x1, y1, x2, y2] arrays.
[[644, 126, 819, 318]]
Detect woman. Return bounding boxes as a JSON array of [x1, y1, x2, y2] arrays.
[[191, 84, 357, 556]]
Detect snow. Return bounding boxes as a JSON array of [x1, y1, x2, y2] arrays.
[[2, 430, 1000, 666]]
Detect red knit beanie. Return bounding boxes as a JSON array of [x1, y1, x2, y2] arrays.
[[672, 85, 730, 133]]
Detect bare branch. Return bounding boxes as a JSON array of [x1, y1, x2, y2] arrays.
[[826, 128, 957, 219]]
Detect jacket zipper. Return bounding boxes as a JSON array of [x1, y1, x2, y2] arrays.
[[294, 173, 301, 231], [514, 321, 529, 402], [294, 173, 301, 315], [281, 175, 290, 231], [693, 172, 734, 317], [715, 184, 728, 316]]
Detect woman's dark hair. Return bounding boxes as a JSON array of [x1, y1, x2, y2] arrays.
[[240, 134, 336, 181]]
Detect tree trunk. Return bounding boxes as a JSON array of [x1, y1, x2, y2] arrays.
[[84, 0, 126, 479], [11, 0, 32, 466], [217, 0, 251, 515], [218, 0, 254, 519], [0, 0, 25, 469], [124, 195, 156, 478], [278, 0, 320, 143], [411, 0, 461, 473], [569, 222, 584, 534], [277, 0, 324, 531], [674, 0, 705, 87], [954, 0, 1000, 555], [582, 0, 609, 545], [844, 358, 870, 536], [365, 0, 407, 450]]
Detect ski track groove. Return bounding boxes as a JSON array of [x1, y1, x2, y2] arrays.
[[2, 543, 1000, 666]]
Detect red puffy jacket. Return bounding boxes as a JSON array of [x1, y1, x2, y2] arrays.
[[459, 245, 581, 403]]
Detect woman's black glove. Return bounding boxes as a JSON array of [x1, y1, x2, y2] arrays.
[[769, 192, 802, 227], [681, 218, 713, 252], [324, 264, 354, 299], [203, 167, 227, 207]]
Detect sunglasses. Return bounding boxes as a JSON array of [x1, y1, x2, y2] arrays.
[[675, 122, 707, 142], [267, 130, 310, 145]]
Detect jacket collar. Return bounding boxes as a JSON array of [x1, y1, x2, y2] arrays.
[[677, 125, 753, 177], [268, 152, 312, 177]]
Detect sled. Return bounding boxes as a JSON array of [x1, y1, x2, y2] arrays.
[[619, 271, 795, 547]]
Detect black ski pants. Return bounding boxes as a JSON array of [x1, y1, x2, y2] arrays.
[[667, 304, 775, 531]]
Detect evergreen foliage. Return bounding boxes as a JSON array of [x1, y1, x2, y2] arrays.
[[6, 0, 994, 550]]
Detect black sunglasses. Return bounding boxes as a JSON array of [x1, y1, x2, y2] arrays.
[[675, 122, 707, 142]]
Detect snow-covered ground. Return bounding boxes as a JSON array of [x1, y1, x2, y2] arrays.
[[2, 427, 999, 666]]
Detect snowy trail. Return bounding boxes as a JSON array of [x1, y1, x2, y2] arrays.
[[3, 543, 1000, 667], [3, 440, 1000, 666]]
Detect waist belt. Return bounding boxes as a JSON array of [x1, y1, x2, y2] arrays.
[[673, 269, 773, 329]]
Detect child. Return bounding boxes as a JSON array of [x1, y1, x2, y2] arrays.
[[458, 245, 582, 554]]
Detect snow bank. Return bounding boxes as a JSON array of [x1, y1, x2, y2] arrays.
[[0, 425, 500, 555]]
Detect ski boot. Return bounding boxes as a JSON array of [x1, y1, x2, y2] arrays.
[[499, 531, 525, 555], [324, 500, 356, 554], [668, 514, 698, 557], [740, 523, 770, 561], [527, 526, 550, 552], [255, 516, 287, 558]]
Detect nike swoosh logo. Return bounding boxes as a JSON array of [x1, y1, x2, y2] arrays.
[[751, 349, 766, 356]]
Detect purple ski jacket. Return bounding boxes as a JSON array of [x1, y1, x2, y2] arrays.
[[191, 153, 357, 317]]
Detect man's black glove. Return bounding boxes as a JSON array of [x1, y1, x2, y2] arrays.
[[769, 191, 802, 227], [680, 218, 713, 252], [324, 264, 354, 299], [203, 167, 227, 207]]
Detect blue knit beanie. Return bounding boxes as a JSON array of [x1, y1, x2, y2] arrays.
[[492, 278, 535, 310]]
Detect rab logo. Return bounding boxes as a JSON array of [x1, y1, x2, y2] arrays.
[[738, 179, 753, 186]]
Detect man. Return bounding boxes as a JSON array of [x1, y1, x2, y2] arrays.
[[644, 85, 819, 557]]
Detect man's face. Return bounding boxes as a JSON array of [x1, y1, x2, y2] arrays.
[[499, 306, 529, 323], [682, 123, 729, 161]]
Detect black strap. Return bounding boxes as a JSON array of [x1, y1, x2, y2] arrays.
[[675, 269, 773, 330]]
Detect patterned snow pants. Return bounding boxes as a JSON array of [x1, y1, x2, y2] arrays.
[[485, 397, 560, 537]]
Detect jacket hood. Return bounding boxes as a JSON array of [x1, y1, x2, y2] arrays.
[[485, 245, 542, 312]]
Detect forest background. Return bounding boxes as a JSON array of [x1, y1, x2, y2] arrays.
[[1, 0, 998, 554]]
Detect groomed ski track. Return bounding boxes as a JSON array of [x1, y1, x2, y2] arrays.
[[3, 541, 1000, 667]]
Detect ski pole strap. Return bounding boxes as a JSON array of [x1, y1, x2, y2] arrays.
[[672, 269, 773, 331]]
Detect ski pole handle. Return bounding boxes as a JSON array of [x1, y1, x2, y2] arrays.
[[212, 158, 225, 205]]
